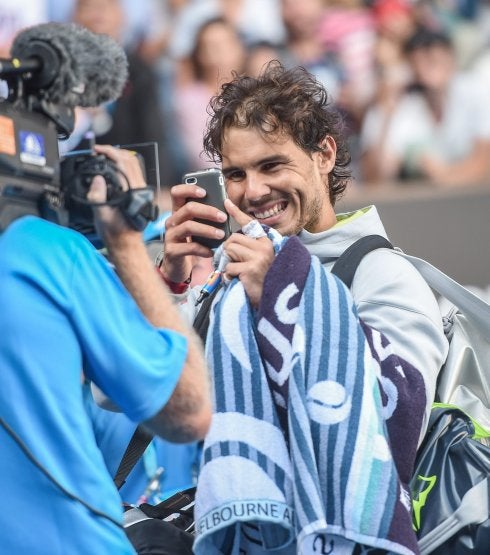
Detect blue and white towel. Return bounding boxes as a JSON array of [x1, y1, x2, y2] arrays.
[[194, 232, 424, 554]]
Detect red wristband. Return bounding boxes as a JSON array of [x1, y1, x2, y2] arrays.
[[155, 264, 192, 294]]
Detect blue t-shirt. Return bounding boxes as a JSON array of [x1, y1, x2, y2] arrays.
[[0, 217, 188, 554]]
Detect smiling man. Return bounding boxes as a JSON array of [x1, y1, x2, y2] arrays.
[[162, 62, 445, 398], [160, 62, 448, 551]]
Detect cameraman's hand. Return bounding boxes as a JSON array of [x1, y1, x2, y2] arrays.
[[87, 144, 145, 245], [161, 183, 228, 283]]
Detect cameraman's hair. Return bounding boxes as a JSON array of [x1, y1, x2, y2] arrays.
[[203, 61, 351, 205]]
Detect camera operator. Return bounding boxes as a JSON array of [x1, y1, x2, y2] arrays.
[[0, 144, 211, 554]]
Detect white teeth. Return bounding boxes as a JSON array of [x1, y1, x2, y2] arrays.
[[253, 203, 284, 220]]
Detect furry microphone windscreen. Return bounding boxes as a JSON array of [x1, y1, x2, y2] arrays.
[[11, 22, 128, 108]]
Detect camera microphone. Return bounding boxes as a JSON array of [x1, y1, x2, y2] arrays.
[[2, 22, 128, 108], [0, 22, 156, 234]]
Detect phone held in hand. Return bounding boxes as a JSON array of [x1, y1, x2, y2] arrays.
[[183, 168, 231, 249]]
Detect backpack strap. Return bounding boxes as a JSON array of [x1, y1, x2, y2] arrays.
[[192, 283, 222, 345], [114, 426, 154, 490], [331, 234, 394, 288], [392, 251, 490, 340]]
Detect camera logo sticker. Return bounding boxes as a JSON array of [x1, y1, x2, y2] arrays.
[[19, 130, 46, 166], [0, 116, 16, 156]]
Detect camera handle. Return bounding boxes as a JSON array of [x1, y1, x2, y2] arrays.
[[66, 187, 159, 232], [121, 187, 159, 232]]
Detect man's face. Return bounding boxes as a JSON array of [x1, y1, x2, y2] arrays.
[[281, 0, 325, 39], [74, 0, 125, 40], [221, 126, 337, 236], [409, 45, 454, 93]]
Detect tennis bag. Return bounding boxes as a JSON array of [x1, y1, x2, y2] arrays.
[[123, 486, 196, 555], [410, 406, 490, 554], [393, 249, 490, 553], [333, 236, 490, 554]]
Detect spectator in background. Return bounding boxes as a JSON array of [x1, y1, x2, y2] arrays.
[[0, 0, 48, 57], [0, 0, 48, 98], [412, 0, 489, 70], [174, 17, 246, 171], [316, 0, 378, 180], [360, 26, 490, 186], [460, 2, 490, 85], [169, 0, 285, 68], [319, 0, 378, 125], [136, 0, 191, 65], [47, 0, 165, 52], [373, 0, 418, 46], [244, 41, 281, 78], [61, 0, 179, 196], [276, 0, 343, 100], [371, 0, 417, 109], [356, 0, 417, 183]]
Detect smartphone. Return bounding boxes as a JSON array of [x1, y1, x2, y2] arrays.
[[183, 168, 231, 249]]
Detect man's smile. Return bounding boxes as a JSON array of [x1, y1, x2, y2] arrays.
[[248, 201, 288, 221]]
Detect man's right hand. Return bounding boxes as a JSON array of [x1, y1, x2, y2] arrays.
[[161, 182, 228, 283]]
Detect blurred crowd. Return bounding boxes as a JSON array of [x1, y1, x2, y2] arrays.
[[2, 0, 490, 198]]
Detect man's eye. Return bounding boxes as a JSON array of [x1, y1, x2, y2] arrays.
[[226, 171, 244, 181]]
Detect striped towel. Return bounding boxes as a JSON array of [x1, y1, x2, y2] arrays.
[[194, 231, 422, 554]]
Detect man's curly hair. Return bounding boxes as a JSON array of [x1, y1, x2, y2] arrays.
[[203, 61, 351, 205]]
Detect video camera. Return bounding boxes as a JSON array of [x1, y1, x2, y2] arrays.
[[0, 22, 159, 233]]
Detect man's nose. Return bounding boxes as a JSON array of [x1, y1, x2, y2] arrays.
[[244, 173, 270, 201]]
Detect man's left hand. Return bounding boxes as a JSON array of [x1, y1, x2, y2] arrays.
[[87, 144, 146, 245], [222, 199, 275, 308]]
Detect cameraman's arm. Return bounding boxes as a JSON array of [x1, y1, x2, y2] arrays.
[[89, 145, 211, 443]]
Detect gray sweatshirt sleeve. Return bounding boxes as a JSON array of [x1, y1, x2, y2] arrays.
[[350, 249, 449, 443]]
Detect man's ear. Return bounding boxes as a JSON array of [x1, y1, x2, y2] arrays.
[[316, 135, 337, 175]]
